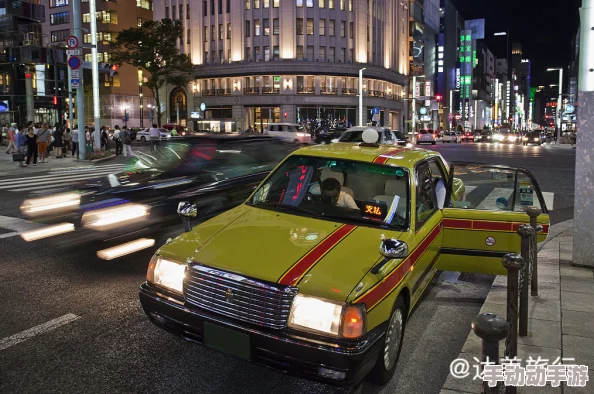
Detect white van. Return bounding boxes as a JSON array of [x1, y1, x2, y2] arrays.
[[265, 123, 312, 144]]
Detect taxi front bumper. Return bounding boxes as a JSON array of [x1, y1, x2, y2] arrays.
[[139, 283, 385, 385]]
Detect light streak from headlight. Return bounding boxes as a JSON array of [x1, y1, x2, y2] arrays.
[[97, 238, 156, 260], [20, 193, 80, 216], [82, 203, 150, 230], [21, 223, 75, 241]]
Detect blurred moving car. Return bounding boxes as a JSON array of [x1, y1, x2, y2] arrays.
[[416, 129, 437, 145], [265, 123, 313, 144], [332, 126, 405, 146], [19, 135, 298, 259], [391, 130, 408, 146], [442, 131, 461, 143], [476, 130, 493, 143], [162, 124, 189, 136], [522, 131, 543, 146], [135, 128, 171, 142], [313, 127, 347, 144], [139, 128, 550, 386]]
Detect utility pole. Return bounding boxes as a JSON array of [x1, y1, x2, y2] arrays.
[[358, 68, 366, 126], [73, 0, 85, 159], [573, 0, 594, 268], [89, 0, 101, 150]]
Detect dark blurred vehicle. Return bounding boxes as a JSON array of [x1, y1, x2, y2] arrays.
[[162, 124, 191, 136], [313, 127, 347, 144], [498, 130, 520, 144], [521, 131, 542, 146], [392, 129, 408, 146], [477, 130, 493, 143], [332, 126, 402, 145], [19, 135, 298, 259]]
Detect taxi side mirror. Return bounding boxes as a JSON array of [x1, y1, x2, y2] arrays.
[[177, 201, 197, 232], [379, 239, 408, 259]]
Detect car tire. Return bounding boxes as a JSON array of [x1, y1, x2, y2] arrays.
[[367, 295, 407, 385], [140, 136, 146, 142]]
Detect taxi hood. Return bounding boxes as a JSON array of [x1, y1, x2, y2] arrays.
[[172, 205, 403, 303]]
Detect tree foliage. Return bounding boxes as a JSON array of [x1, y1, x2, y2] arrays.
[[110, 19, 192, 126]]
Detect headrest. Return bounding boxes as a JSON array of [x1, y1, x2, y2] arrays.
[[320, 168, 344, 185], [385, 180, 406, 196]]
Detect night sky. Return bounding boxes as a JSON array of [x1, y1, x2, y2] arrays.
[[451, 0, 582, 87]]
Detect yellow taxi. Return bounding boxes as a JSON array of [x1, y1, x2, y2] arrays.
[[139, 129, 550, 385]]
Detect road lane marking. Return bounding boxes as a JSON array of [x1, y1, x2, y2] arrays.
[[0, 314, 81, 351]]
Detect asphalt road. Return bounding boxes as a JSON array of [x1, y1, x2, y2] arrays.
[[0, 141, 575, 394]]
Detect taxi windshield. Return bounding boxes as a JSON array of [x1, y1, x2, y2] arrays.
[[249, 155, 410, 229]]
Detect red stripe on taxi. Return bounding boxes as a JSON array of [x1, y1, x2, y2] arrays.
[[446, 220, 549, 234], [278, 224, 357, 286], [443, 218, 472, 229], [473, 221, 512, 232], [355, 224, 441, 311], [373, 148, 406, 165]]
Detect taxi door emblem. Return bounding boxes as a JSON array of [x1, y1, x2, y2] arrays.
[[225, 288, 235, 302]]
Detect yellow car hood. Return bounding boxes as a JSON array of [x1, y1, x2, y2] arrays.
[[183, 205, 402, 302]]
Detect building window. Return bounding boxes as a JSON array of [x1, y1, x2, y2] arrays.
[[245, 21, 250, 37], [165, 6, 169, 18], [340, 47, 345, 62], [263, 0, 269, 8], [329, 0, 334, 8], [273, 18, 279, 35], [50, 11, 70, 26], [329, 47, 335, 62], [211, 0, 214, 14], [50, 0, 69, 8], [348, 0, 352, 11], [350, 48, 353, 61], [255, 46, 261, 61], [136, 0, 152, 10], [254, 0, 259, 7], [306, 45, 313, 60], [319, 19, 325, 35], [187, 4, 190, 18], [211, 25, 215, 40], [227, 23, 231, 39], [319, 0, 325, 7], [306, 19, 313, 35], [50, 29, 70, 43], [329, 20, 335, 36], [219, 24, 223, 40], [306, 0, 313, 7], [273, 45, 279, 59], [204, 0, 208, 15], [319, 46, 326, 61], [212, 50, 215, 63], [227, 0, 230, 12], [204, 26, 209, 41], [340, 0, 345, 10], [340, 21, 345, 37], [179, 4, 183, 19], [204, 51, 208, 63], [297, 45, 304, 60], [296, 0, 303, 7], [349, 22, 353, 38], [83, 13, 90, 23], [220, 50, 223, 63], [245, 46, 252, 61], [218, 0, 222, 14], [263, 19, 270, 36], [296, 19, 303, 35], [245, 0, 250, 9], [137, 17, 143, 27], [254, 20, 261, 36], [273, 0, 279, 7], [187, 29, 191, 44], [228, 48, 231, 61], [172, 5, 176, 20], [264, 46, 270, 61]]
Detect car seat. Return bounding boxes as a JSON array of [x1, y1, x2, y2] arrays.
[[319, 168, 355, 198], [372, 180, 407, 214]]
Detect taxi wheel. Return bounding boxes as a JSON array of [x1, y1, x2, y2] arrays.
[[367, 295, 407, 384]]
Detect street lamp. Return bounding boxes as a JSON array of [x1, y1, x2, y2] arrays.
[[547, 67, 563, 145], [358, 68, 366, 126]]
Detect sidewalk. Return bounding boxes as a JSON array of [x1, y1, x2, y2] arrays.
[[0, 148, 116, 175], [441, 219, 594, 394]]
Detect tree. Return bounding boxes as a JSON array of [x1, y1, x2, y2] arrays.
[[110, 19, 192, 126]]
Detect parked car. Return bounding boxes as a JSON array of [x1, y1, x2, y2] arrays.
[[139, 128, 550, 386], [332, 126, 404, 146], [442, 131, 461, 143], [135, 128, 171, 142], [417, 129, 437, 145], [19, 135, 299, 259], [265, 123, 313, 144]]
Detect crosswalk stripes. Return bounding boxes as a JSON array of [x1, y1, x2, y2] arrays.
[[0, 164, 127, 192]]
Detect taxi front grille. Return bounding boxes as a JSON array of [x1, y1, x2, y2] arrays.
[[184, 264, 298, 330]]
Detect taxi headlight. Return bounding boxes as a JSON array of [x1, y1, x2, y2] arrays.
[[288, 294, 366, 338], [146, 255, 186, 294], [20, 192, 80, 217]]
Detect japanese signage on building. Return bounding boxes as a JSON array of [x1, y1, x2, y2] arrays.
[[460, 30, 473, 100]]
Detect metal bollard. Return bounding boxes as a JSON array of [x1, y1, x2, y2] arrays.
[[472, 312, 508, 394], [516, 225, 535, 337], [526, 206, 541, 296], [502, 253, 525, 359]]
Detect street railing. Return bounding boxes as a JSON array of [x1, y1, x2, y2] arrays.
[[472, 312, 508, 394]]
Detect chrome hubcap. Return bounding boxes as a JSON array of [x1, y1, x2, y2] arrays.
[[383, 309, 403, 370]]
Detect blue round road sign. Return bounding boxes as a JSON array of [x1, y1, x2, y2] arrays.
[[565, 104, 575, 114], [200, 103, 206, 111], [373, 107, 380, 115], [68, 56, 81, 70]]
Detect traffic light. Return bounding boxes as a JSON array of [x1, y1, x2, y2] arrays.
[[53, 96, 58, 106], [101, 63, 119, 77], [435, 94, 442, 102]]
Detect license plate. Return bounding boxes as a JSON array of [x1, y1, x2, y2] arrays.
[[203, 322, 251, 360]]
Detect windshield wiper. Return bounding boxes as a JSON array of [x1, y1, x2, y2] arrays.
[[319, 213, 403, 230]]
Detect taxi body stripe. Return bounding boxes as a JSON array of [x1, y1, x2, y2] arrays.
[[355, 223, 442, 311], [373, 148, 407, 165], [278, 224, 357, 286], [444, 218, 549, 234]]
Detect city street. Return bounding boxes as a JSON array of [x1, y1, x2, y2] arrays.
[[0, 142, 576, 393]]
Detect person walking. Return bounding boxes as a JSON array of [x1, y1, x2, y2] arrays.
[[23, 126, 37, 167], [122, 126, 133, 157], [53, 123, 64, 158], [63, 127, 72, 157], [71, 126, 79, 157], [1, 122, 8, 146], [149, 124, 160, 152], [36, 122, 51, 163], [15, 124, 26, 167], [113, 125, 122, 155], [5, 122, 16, 153]]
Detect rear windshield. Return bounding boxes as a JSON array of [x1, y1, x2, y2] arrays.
[[419, 130, 432, 134]]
